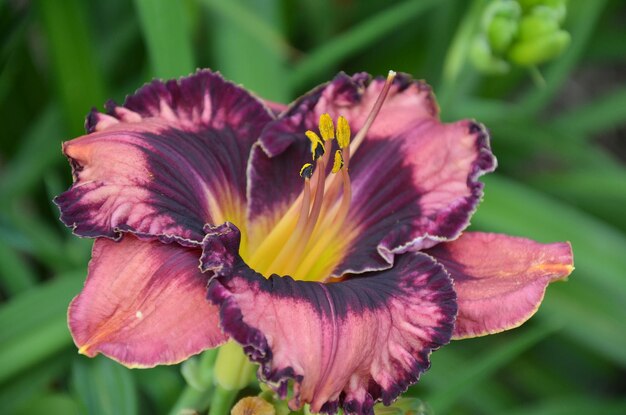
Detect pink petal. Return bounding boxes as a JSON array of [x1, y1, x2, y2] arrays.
[[56, 69, 273, 242], [248, 73, 496, 275], [202, 224, 456, 414], [425, 232, 574, 339], [69, 235, 227, 367]]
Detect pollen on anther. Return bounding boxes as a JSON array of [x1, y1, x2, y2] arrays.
[[337, 116, 351, 149], [332, 150, 344, 173], [319, 113, 335, 141], [300, 163, 314, 179], [306, 131, 325, 160]]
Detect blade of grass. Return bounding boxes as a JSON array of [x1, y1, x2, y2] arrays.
[[505, 398, 626, 415], [426, 324, 557, 413], [540, 284, 626, 366], [72, 356, 138, 415], [202, 0, 295, 62], [0, 241, 37, 296], [35, 0, 106, 135], [133, 0, 195, 78], [551, 86, 626, 136], [13, 393, 81, 415], [288, 0, 444, 91], [526, 170, 626, 232], [0, 351, 72, 414], [0, 106, 64, 205], [2, 209, 71, 273], [206, 0, 289, 102], [0, 272, 83, 383]]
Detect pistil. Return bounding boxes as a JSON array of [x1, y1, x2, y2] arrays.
[[249, 71, 397, 280]]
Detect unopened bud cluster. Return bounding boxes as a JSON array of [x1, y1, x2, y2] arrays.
[[470, 0, 570, 74]]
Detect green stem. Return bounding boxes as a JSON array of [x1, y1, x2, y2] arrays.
[[208, 384, 239, 415], [438, 0, 486, 111], [213, 341, 255, 391], [528, 66, 546, 89], [168, 350, 219, 415]]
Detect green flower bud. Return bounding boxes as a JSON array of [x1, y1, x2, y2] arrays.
[[508, 29, 570, 65], [470, 36, 511, 74], [519, 0, 567, 22], [213, 341, 255, 390], [482, 0, 522, 53], [488, 15, 520, 53], [518, 8, 560, 42]]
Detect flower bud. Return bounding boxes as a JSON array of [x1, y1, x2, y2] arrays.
[[470, 36, 510, 74], [508, 29, 570, 66], [483, 0, 521, 53]]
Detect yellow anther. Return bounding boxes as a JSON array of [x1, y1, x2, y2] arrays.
[[336, 116, 351, 149], [331, 150, 344, 173], [299, 163, 314, 179], [319, 113, 335, 141], [305, 130, 325, 160]]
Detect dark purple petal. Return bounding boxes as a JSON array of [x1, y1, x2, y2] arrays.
[[56, 69, 273, 242], [425, 232, 574, 339], [247, 72, 496, 276], [69, 235, 227, 367], [202, 224, 456, 415]]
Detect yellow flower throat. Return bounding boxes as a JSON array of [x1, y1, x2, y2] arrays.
[[241, 71, 397, 281]]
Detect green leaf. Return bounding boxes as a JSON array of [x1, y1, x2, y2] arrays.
[[426, 324, 557, 413], [0, 240, 37, 296], [205, 0, 290, 102], [202, 0, 294, 62], [133, 0, 195, 78], [35, 0, 106, 135], [288, 0, 443, 91], [505, 398, 626, 415], [71, 356, 138, 415], [0, 106, 65, 204], [14, 393, 81, 415], [526, 170, 626, 232], [551, 86, 626, 136], [0, 273, 83, 383], [0, 351, 72, 414]]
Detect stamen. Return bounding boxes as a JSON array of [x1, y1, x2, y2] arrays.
[[350, 70, 396, 152], [300, 163, 314, 179], [331, 150, 344, 173], [336, 116, 350, 149], [269, 158, 326, 275], [296, 167, 351, 280], [319, 113, 335, 141], [306, 131, 325, 160], [249, 71, 398, 281]]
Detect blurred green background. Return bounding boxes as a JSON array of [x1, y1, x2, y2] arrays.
[[1, 0, 625, 414]]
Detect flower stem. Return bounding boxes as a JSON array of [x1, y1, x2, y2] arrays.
[[208, 384, 239, 415], [168, 350, 219, 415], [213, 341, 255, 390]]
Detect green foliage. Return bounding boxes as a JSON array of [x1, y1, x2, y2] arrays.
[[1, 0, 625, 414]]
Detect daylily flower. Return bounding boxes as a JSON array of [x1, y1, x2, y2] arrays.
[[55, 69, 573, 414]]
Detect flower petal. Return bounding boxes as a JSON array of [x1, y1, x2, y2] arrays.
[[69, 235, 227, 367], [425, 232, 574, 339], [56, 69, 273, 242], [202, 224, 456, 414], [248, 72, 496, 275]]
